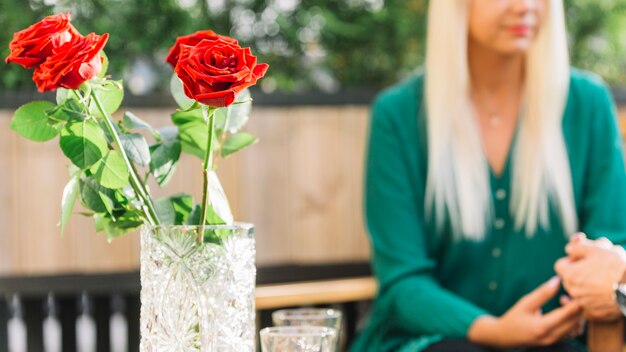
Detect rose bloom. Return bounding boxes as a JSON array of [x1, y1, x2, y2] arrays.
[[5, 13, 81, 69], [165, 30, 237, 68], [173, 37, 269, 108], [33, 32, 109, 92]]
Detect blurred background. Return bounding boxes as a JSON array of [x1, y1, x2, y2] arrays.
[[0, 0, 625, 351], [1, 0, 626, 95]]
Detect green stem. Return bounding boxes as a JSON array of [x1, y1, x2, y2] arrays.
[[198, 106, 215, 243], [88, 89, 160, 226]]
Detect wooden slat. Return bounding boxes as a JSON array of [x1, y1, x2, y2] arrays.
[[255, 277, 376, 310]]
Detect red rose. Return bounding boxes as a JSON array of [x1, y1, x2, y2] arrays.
[[32, 33, 108, 92], [166, 30, 238, 68], [5, 13, 81, 69], [174, 38, 269, 107]]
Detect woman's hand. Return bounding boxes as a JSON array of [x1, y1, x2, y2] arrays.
[[554, 234, 626, 321], [468, 277, 583, 349]]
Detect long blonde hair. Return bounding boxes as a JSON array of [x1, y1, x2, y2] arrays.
[[424, 0, 576, 240]]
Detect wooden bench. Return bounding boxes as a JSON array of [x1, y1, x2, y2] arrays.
[[255, 276, 376, 310], [255, 276, 626, 351], [255, 276, 377, 348]]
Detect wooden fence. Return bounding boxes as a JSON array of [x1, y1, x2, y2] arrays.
[[0, 106, 371, 275], [1, 105, 625, 276]]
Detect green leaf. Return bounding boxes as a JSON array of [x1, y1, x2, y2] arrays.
[[59, 171, 81, 236], [156, 126, 178, 141], [79, 177, 117, 213], [98, 52, 109, 79], [122, 111, 154, 132], [214, 108, 228, 133], [204, 227, 231, 244], [120, 133, 150, 166], [56, 88, 72, 105], [98, 190, 115, 218], [154, 197, 176, 225], [94, 213, 106, 232], [170, 74, 196, 110], [207, 171, 233, 224], [221, 132, 258, 158], [88, 80, 124, 118], [149, 139, 181, 186], [205, 204, 226, 225], [187, 204, 201, 225], [95, 211, 142, 241], [90, 150, 130, 189], [170, 193, 194, 224], [224, 89, 252, 133], [60, 120, 109, 168], [47, 98, 85, 123], [10, 101, 59, 142], [178, 121, 207, 159], [97, 119, 117, 145], [171, 109, 208, 158], [171, 108, 203, 126]]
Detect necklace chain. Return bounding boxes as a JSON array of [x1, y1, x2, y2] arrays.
[[472, 90, 518, 129]]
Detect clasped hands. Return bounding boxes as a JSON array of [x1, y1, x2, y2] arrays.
[[554, 233, 626, 322], [469, 233, 626, 348]]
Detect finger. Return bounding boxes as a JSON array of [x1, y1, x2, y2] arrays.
[[541, 308, 584, 344], [568, 232, 586, 244], [554, 257, 573, 277], [559, 295, 572, 306], [596, 237, 613, 249], [542, 299, 582, 328], [565, 239, 594, 260], [520, 277, 561, 311], [542, 316, 583, 344]]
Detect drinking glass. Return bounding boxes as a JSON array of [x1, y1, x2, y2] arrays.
[[259, 326, 337, 352], [272, 308, 343, 349]]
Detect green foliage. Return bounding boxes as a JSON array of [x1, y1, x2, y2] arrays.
[[170, 75, 196, 110], [2, 0, 624, 93], [154, 193, 194, 225], [79, 176, 117, 213], [149, 139, 181, 187], [10, 101, 59, 141], [48, 99, 86, 122], [1, 4, 277, 240], [221, 132, 258, 158], [60, 120, 109, 168], [88, 79, 124, 118], [89, 150, 130, 189], [60, 170, 81, 235], [120, 133, 151, 166]]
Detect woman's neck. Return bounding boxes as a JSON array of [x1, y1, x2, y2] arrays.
[[468, 40, 525, 97]]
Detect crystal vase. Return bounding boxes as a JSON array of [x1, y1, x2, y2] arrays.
[[139, 224, 256, 351]]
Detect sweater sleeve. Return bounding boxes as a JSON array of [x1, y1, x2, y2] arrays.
[[579, 82, 626, 246], [365, 93, 488, 338]]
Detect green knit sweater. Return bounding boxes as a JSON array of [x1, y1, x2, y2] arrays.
[[351, 69, 626, 352]]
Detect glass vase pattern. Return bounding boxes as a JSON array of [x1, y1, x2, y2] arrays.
[[140, 224, 256, 351]]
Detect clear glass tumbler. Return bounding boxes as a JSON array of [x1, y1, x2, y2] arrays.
[[259, 326, 337, 352], [272, 308, 343, 349]]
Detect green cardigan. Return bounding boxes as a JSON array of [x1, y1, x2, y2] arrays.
[[351, 69, 626, 352]]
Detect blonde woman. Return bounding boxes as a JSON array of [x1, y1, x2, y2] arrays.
[[351, 0, 626, 351]]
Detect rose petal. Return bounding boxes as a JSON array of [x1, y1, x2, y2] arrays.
[[32, 32, 108, 91], [194, 89, 236, 108]]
